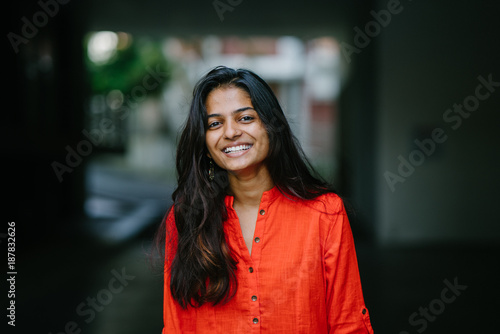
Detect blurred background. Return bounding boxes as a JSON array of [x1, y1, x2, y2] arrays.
[[4, 0, 500, 333]]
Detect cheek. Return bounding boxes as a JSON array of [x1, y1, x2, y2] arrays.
[[205, 135, 217, 156], [262, 141, 270, 156], [259, 130, 271, 151], [206, 131, 218, 145]]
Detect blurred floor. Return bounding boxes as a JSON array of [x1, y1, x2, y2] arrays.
[[17, 233, 499, 333], [82, 154, 175, 244], [13, 157, 499, 333], [17, 233, 165, 334], [356, 241, 499, 333]]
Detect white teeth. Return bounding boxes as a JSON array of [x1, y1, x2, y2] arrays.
[[224, 145, 251, 153]]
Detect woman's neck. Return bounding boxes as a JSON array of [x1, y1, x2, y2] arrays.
[[227, 167, 274, 208]]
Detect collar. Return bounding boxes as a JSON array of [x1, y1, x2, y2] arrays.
[[224, 185, 282, 219]]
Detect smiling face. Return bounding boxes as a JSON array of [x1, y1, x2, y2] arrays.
[[205, 86, 270, 177]]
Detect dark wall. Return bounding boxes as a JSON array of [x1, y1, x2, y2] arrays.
[[5, 1, 89, 245], [373, 0, 500, 244]]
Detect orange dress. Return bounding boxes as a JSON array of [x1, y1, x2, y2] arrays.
[[163, 186, 374, 333]]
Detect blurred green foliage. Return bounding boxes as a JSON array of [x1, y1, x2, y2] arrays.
[[84, 33, 170, 96]]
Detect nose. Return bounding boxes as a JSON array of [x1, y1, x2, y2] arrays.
[[223, 119, 241, 139]]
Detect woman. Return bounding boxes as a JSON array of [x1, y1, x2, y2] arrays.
[[155, 65, 374, 333]]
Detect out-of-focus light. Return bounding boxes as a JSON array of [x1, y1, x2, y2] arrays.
[[106, 89, 124, 110], [116, 32, 133, 50], [87, 31, 119, 65]]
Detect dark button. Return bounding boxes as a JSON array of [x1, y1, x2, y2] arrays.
[[253, 318, 259, 324], [251, 295, 257, 301], [254, 237, 260, 243], [362, 308, 367, 315], [249, 267, 254, 273], [259, 209, 265, 215]]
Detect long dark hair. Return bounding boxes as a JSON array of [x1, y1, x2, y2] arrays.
[[153, 65, 337, 309]]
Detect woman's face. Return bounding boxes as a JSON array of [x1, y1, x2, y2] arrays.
[[205, 86, 270, 177]]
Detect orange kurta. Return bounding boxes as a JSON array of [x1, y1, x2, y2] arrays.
[[163, 186, 374, 333]]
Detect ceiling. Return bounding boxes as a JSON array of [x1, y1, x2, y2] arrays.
[[82, 0, 358, 40]]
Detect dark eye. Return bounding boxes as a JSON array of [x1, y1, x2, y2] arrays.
[[208, 121, 221, 128], [240, 116, 254, 122]]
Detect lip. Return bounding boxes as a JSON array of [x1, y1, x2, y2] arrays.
[[221, 142, 253, 151], [221, 143, 253, 157]]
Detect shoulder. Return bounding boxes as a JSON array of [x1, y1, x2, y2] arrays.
[[278, 191, 346, 221], [309, 193, 351, 242], [304, 192, 345, 215]]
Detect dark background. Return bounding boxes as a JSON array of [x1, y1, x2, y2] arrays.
[[4, 0, 500, 333]]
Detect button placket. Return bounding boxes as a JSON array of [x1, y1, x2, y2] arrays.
[[253, 206, 266, 252], [249, 205, 264, 329], [246, 253, 259, 327]]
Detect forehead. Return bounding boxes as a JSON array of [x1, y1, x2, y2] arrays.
[[205, 87, 252, 112]]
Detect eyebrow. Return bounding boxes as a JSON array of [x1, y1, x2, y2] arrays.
[[207, 107, 255, 119]]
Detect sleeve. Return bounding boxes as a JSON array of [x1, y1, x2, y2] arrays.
[[323, 195, 374, 334], [162, 206, 184, 333]]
